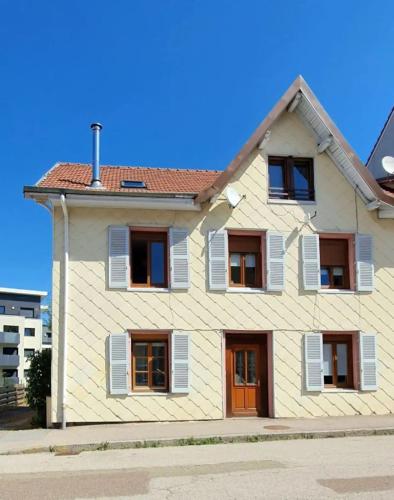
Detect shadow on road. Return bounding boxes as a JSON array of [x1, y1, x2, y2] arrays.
[[0, 406, 36, 430]]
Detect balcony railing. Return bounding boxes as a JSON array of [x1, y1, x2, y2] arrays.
[[268, 187, 315, 201], [42, 334, 52, 345], [0, 332, 20, 345], [0, 376, 19, 387], [0, 355, 20, 367]]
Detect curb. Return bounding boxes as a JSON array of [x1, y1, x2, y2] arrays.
[[2, 427, 394, 456]]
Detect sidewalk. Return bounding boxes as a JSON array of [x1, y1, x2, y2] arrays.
[[1, 414, 394, 455]]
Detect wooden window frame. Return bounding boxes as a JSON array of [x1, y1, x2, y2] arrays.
[[130, 332, 169, 393], [319, 233, 355, 291], [129, 227, 169, 288], [323, 333, 354, 389], [268, 156, 315, 201], [228, 231, 265, 289]]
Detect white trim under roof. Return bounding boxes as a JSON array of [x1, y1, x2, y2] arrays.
[[0, 287, 48, 297], [47, 194, 201, 211], [378, 206, 394, 219], [294, 93, 376, 204]]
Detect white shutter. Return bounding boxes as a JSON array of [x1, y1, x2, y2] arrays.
[[304, 333, 323, 391], [302, 235, 321, 290], [266, 232, 285, 291], [171, 331, 190, 393], [359, 332, 378, 391], [356, 234, 374, 291], [208, 230, 228, 290], [108, 226, 129, 289], [109, 333, 130, 395], [169, 228, 190, 289]]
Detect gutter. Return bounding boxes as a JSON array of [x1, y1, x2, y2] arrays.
[[24, 187, 201, 211], [60, 194, 69, 429]]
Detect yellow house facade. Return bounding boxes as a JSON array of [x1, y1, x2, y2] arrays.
[[25, 76, 394, 426]]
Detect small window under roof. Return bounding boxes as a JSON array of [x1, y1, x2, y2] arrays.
[[121, 180, 147, 189]]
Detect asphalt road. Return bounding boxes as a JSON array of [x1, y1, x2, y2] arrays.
[[0, 435, 393, 499]]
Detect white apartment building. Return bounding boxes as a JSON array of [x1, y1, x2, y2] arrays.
[[0, 287, 48, 387]]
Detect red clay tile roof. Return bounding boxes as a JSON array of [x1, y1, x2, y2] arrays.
[[36, 163, 221, 195]]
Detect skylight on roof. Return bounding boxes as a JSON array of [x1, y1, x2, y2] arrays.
[[121, 180, 147, 189]]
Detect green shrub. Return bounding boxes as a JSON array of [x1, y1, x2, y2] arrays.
[[26, 349, 51, 426]]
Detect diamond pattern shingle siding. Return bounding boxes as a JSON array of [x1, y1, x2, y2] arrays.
[[50, 112, 394, 423]]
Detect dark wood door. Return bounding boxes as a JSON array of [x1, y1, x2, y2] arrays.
[[229, 344, 261, 416]]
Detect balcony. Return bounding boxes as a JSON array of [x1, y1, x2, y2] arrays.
[[42, 333, 52, 345], [0, 376, 19, 387], [0, 355, 20, 367], [0, 332, 20, 345]]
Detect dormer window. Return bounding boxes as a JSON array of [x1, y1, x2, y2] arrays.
[[268, 156, 314, 201]]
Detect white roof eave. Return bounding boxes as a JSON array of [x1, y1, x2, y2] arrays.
[[295, 94, 376, 204], [0, 287, 47, 297]]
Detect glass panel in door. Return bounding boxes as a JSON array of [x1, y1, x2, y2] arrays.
[[246, 350, 257, 384], [234, 351, 245, 385]]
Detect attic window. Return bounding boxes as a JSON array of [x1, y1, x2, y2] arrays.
[[121, 180, 147, 189], [268, 156, 314, 201]]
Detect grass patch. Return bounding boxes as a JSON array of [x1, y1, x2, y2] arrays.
[[97, 441, 110, 451]]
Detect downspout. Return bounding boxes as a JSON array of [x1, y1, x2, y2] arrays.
[[60, 194, 69, 429]]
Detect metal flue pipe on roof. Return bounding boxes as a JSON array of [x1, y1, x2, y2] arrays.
[[90, 123, 103, 188]]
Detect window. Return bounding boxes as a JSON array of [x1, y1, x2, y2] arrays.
[[0, 306, 5, 314], [24, 349, 35, 358], [121, 180, 146, 189], [323, 334, 353, 388], [3, 347, 18, 355], [20, 308, 34, 318], [131, 334, 168, 392], [24, 328, 35, 337], [130, 230, 168, 288], [3, 369, 17, 378], [24, 370, 30, 379], [228, 234, 263, 288], [268, 156, 314, 201], [4, 325, 18, 333], [320, 237, 351, 289]]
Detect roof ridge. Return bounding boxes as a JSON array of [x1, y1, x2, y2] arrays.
[[57, 162, 222, 173]]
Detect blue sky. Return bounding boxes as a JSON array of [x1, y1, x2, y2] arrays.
[[1, 0, 393, 301]]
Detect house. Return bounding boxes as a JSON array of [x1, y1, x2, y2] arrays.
[[367, 107, 394, 192], [0, 287, 47, 387], [24, 76, 394, 427]]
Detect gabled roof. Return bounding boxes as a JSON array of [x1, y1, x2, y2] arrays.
[[24, 76, 394, 212], [195, 75, 394, 207], [33, 163, 221, 195], [366, 106, 394, 184], [367, 107, 394, 166]]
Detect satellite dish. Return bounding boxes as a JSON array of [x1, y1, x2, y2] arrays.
[[382, 156, 394, 175], [225, 186, 243, 208]]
